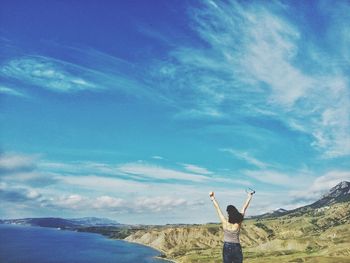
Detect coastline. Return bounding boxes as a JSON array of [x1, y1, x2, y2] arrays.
[[76, 226, 179, 263], [121, 239, 177, 263]]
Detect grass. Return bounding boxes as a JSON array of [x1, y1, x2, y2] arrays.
[[122, 202, 350, 263]]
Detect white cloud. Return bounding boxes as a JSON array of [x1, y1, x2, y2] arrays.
[[0, 153, 61, 187], [48, 194, 125, 211], [39, 161, 116, 176], [133, 196, 189, 213], [151, 156, 164, 160], [244, 169, 311, 187], [0, 153, 36, 171], [26, 189, 41, 199], [50, 194, 199, 214], [182, 163, 212, 175], [2, 150, 348, 221], [235, 6, 314, 108], [1, 56, 98, 92], [0, 85, 26, 97], [38, 158, 243, 187], [221, 148, 269, 169], [0, 50, 155, 99], [0, 183, 42, 202], [174, 107, 225, 120], [1, 180, 202, 214], [54, 194, 86, 209], [117, 162, 209, 182], [93, 196, 125, 209]]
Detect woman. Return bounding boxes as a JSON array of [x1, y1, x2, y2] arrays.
[[209, 190, 254, 263]]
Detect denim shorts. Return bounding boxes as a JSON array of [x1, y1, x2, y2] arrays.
[[223, 242, 243, 263]]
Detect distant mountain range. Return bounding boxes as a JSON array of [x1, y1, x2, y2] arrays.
[[0, 217, 122, 229], [255, 181, 350, 219], [69, 217, 122, 226]]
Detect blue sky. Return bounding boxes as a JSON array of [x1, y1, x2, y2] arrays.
[[1, 0, 350, 224]]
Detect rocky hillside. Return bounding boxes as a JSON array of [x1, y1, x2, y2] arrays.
[[254, 181, 350, 219], [309, 181, 350, 208], [126, 182, 350, 263]]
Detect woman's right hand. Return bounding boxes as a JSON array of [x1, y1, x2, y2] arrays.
[[209, 191, 215, 199]]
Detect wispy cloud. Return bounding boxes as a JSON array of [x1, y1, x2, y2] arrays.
[[38, 158, 246, 187], [174, 107, 225, 119], [2, 152, 348, 221], [1, 177, 203, 215], [0, 152, 37, 174], [221, 148, 269, 169], [5, 187, 201, 215], [133, 196, 196, 213], [117, 161, 210, 182], [151, 155, 164, 160], [0, 153, 60, 187], [0, 182, 42, 202], [181, 163, 212, 175], [0, 85, 26, 97], [0, 151, 250, 220], [242, 167, 317, 191], [0, 47, 159, 101], [1, 56, 98, 92], [148, 1, 350, 158], [39, 160, 211, 183]]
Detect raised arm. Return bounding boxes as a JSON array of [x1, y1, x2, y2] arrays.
[[241, 192, 254, 217], [209, 192, 226, 224]]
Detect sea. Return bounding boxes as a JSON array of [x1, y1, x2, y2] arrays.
[[0, 224, 171, 263]]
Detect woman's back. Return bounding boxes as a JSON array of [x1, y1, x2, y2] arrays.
[[223, 222, 241, 243]]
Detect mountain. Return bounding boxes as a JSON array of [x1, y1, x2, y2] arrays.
[[69, 217, 121, 226], [309, 181, 350, 208], [0, 217, 122, 229], [255, 181, 350, 219], [253, 208, 288, 219], [0, 218, 78, 228]]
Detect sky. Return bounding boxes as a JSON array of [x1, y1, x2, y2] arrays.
[[0, 0, 350, 224]]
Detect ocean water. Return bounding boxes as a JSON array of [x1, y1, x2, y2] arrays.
[[0, 224, 171, 263]]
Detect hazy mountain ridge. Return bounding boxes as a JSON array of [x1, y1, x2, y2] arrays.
[[0, 217, 122, 228], [252, 208, 289, 219], [69, 217, 121, 226]]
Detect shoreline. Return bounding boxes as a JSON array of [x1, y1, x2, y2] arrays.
[[122, 239, 177, 263]]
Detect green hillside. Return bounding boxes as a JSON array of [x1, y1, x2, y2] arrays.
[[126, 202, 350, 263]]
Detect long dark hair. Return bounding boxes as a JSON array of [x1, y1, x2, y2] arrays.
[[226, 205, 243, 224]]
